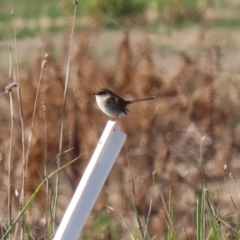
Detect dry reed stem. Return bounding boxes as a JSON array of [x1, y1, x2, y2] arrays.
[[10, 2, 26, 239], [53, 3, 77, 232], [25, 54, 48, 175], [42, 101, 50, 239], [7, 46, 14, 238], [143, 171, 157, 240]]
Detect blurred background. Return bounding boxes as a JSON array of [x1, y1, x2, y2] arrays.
[[1, 0, 240, 239]]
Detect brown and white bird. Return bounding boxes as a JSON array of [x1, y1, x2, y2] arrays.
[[93, 88, 155, 119]]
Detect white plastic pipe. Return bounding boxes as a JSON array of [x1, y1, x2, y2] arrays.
[[53, 120, 126, 240]]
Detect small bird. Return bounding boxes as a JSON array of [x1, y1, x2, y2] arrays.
[[93, 88, 155, 119]]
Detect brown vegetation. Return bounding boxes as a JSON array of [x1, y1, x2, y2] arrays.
[[0, 32, 240, 239]]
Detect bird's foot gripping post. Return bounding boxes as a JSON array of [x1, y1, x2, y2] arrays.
[[53, 120, 126, 240]]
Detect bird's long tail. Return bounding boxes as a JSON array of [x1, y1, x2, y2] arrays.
[[128, 96, 155, 104]]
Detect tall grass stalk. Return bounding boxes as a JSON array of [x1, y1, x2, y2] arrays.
[[205, 198, 221, 239], [196, 193, 206, 240], [223, 166, 240, 236], [0, 49, 19, 239], [106, 205, 136, 240], [197, 136, 207, 240], [10, 1, 26, 239], [25, 54, 48, 172], [159, 190, 177, 240], [7, 46, 14, 238], [143, 171, 156, 240], [42, 101, 51, 239], [225, 172, 240, 220], [229, 172, 240, 200], [53, 0, 78, 232], [127, 154, 144, 239], [200, 136, 206, 186]]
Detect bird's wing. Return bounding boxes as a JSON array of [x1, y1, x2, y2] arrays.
[[107, 96, 129, 115]]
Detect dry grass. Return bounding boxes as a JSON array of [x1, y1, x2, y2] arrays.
[[0, 31, 240, 239]]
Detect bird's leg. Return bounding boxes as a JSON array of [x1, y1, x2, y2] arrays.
[[114, 112, 121, 122], [114, 117, 119, 122]]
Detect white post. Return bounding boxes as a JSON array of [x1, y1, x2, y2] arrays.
[[53, 120, 126, 240]]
